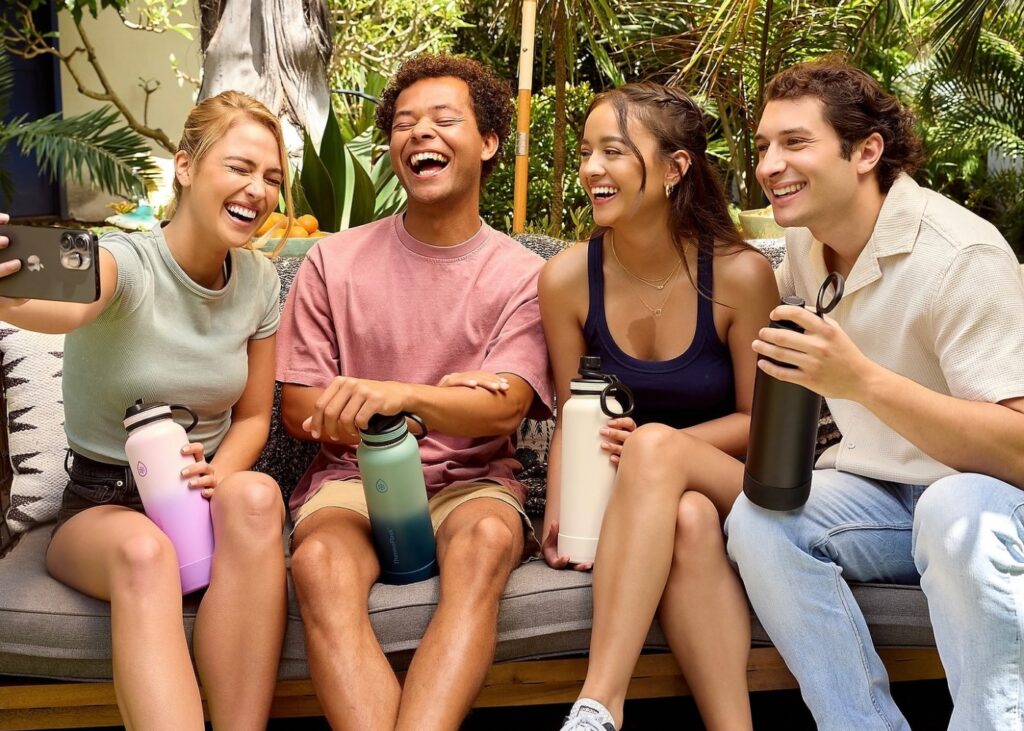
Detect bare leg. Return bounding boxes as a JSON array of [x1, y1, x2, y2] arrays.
[[658, 492, 752, 731], [193, 472, 287, 731], [290, 508, 399, 731], [578, 424, 745, 727], [395, 498, 524, 731], [46, 507, 204, 731]]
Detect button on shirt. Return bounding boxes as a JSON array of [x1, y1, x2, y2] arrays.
[[775, 174, 1024, 485]]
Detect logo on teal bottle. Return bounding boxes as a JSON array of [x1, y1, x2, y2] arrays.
[[376, 478, 388, 494]]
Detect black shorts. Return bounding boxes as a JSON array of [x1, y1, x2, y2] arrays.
[[54, 450, 144, 531]]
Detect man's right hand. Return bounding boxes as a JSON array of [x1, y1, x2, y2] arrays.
[[303, 376, 411, 441]]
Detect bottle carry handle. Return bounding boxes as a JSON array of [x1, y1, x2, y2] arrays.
[[170, 404, 199, 433], [406, 413, 428, 441], [815, 272, 845, 316], [600, 379, 635, 419]]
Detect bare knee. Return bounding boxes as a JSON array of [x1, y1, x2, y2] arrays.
[[618, 424, 700, 498], [672, 492, 725, 565], [111, 531, 180, 595], [291, 530, 374, 603], [212, 472, 284, 540], [444, 514, 518, 578]]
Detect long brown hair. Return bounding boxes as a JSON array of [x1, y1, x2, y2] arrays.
[[169, 90, 295, 256], [585, 83, 751, 296]]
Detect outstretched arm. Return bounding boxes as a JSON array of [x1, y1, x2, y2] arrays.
[[0, 214, 118, 333]]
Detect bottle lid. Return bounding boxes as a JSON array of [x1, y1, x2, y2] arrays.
[[123, 399, 173, 432], [782, 295, 805, 307], [575, 355, 606, 382], [362, 413, 407, 436]]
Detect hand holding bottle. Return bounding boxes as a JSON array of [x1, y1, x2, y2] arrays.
[[598, 417, 637, 464], [752, 302, 870, 401]]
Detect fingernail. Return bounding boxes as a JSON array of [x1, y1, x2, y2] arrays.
[[311, 430, 319, 439]]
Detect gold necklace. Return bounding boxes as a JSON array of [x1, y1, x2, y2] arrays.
[[610, 237, 682, 290], [631, 265, 680, 317]]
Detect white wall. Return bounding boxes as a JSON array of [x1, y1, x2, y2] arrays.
[[57, 0, 201, 220]]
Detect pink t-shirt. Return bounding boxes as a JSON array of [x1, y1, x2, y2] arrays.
[[276, 215, 554, 515]]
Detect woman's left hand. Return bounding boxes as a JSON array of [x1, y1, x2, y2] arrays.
[[599, 417, 637, 465], [181, 442, 218, 497]]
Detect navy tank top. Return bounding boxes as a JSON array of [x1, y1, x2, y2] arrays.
[[583, 234, 735, 429]]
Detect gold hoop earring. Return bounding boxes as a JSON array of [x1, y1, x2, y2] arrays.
[[665, 183, 675, 198]]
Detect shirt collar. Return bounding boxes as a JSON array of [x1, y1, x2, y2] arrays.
[[810, 173, 926, 293]]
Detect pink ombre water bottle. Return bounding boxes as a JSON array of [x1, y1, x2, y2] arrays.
[[123, 399, 214, 594]]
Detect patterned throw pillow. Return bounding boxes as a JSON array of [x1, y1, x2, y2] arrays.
[[0, 327, 66, 543]]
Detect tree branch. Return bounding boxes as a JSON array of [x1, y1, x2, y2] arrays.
[[4, 5, 176, 153]]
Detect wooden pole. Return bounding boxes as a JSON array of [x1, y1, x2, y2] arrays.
[[512, 0, 537, 234]]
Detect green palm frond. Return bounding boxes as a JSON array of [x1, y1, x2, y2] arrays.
[[931, 0, 1024, 73], [918, 28, 1024, 167], [3, 105, 160, 198]]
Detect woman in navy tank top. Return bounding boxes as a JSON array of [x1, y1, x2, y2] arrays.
[[541, 84, 780, 731]]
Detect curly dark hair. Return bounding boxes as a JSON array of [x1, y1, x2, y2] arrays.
[[764, 55, 923, 192], [375, 53, 513, 180]]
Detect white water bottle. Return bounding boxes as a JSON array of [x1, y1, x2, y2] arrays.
[[123, 399, 214, 594], [557, 356, 635, 564]]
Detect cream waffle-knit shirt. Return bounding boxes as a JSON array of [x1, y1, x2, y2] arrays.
[[776, 174, 1024, 485]]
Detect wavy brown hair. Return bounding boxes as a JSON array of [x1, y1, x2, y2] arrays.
[[586, 83, 751, 296], [376, 53, 513, 180], [764, 56, 923, 192]]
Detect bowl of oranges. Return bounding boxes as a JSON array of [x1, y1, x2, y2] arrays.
[[254, 213, 330, 257]]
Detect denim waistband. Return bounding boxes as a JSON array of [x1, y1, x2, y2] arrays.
[[64, 449, 138, 503]]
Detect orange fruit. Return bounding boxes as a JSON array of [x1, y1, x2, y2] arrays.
[[256, 211, 287, 236], [296, 214, 319, 234], [281, 223, 309, 238]]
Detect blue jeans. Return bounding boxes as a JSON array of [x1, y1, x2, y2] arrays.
[[725, 469, 1024, 731]]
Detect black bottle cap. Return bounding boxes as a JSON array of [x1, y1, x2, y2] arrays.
[[782, 295, 806, 307], [123, 398, 169, 420], [363, 413, 407, 436]]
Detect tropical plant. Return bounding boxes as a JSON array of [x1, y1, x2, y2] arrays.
[[326, 0, 468, 113], [916, 28, 1024, 188], [294, 96, 405, 233], [0, 48, 159, 206]]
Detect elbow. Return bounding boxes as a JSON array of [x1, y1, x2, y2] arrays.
[[495, 398, 533, 436], [280, 398, 312, 441]]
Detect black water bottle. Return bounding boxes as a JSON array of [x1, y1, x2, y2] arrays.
[[743, 274, 844, 511]]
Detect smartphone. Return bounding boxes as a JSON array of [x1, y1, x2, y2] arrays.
[[0, 224, 100, 303]]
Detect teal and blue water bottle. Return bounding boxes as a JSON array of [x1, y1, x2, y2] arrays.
[[357, 413, 437, 584]]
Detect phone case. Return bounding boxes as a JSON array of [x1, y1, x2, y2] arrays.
[[0, 225, 101, 304]]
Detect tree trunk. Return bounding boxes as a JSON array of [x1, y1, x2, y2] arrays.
[[551, 0, 567, 237], [198, 0, 332, 153]]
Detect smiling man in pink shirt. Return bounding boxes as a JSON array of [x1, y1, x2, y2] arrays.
[[275, 54, 553, 731]]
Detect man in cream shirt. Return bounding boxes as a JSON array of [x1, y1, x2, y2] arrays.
[[726, 58, 1024, 731]]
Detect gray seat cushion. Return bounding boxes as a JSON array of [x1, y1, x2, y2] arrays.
[[0, 525, 933, 682]]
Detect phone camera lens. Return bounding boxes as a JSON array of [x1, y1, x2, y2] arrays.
[[60, 232, 74, 249], [74, 233, 90, 248]]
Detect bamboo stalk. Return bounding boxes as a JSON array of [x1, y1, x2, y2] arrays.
[[512, 0, 537, 234]]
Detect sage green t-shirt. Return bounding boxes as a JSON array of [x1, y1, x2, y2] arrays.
[[63, 226, 281, 464]]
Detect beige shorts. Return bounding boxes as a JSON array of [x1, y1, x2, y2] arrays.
[[293, 479, 539, 558]]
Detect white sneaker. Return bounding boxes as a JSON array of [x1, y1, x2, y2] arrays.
[[560, 698, 617, 730]]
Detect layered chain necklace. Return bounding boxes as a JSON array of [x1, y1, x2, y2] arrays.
[[610, 236, 684, 318]]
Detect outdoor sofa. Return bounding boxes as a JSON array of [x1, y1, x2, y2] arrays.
[[0, 234, 952, 729]]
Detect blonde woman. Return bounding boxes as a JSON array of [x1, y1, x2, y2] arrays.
[[0, 90, 293, 730]]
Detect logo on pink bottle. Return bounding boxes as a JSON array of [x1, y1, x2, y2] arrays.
[[137, 461, 148, 477]]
